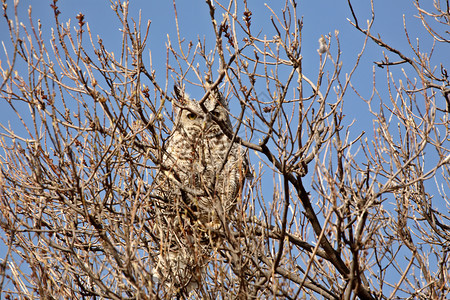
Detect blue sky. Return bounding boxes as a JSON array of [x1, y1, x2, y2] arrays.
[[0, 0, 447, 297], [1, 0, 442, 134]]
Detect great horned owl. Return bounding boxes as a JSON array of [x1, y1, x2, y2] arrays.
[[151, 83, 251, 295]]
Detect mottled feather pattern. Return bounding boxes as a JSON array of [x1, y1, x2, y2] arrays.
[[150, 85, 250, 295]]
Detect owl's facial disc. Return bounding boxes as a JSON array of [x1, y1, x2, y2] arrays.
[[203, 114, 222, 137], [180, 104, 226, 139]]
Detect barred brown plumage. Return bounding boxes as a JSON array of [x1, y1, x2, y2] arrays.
[[150, 83, 251, 296]]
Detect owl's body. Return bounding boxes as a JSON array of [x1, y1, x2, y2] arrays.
[[151, 85, 250, 296]]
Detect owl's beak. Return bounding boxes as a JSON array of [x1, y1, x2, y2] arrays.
[[201, 116, 210, 131]]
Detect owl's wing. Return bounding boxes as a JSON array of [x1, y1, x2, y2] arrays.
[[214, 144, 251, 213]]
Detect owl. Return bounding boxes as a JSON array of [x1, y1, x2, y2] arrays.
[[151, 83, 251, 296]]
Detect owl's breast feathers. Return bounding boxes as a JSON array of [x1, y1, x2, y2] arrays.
[[151, 86, 251, 293], [156, 131, 250, 222]]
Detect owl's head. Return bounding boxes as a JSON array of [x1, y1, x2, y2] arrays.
[[173, 85, 232, 139]]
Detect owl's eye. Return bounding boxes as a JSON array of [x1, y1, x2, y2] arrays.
[[186, 112, 198, 120], [211, 110, 221, 118]]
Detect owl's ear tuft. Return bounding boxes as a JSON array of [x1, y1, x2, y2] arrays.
[[204, 80, 228, 110], [173, 85, 184, 102], [173, 85, 190, 118], [171, 85, 180, 117]]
